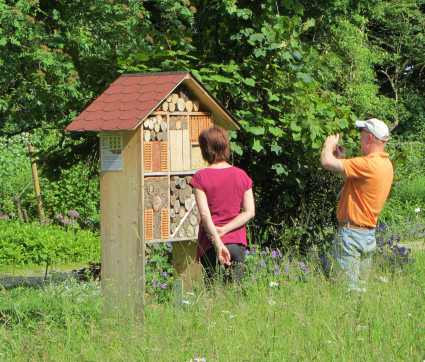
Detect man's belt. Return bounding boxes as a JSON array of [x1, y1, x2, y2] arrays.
[[338, 221, 375, 230]]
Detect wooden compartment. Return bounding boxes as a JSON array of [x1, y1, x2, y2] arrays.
[[144, 176, 169, 240], [169, 175, 200, 239]]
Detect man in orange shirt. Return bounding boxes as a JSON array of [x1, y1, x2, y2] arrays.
[[321, 119, 393, 291]]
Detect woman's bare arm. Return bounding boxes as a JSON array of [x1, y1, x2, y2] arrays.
[[194, 188, 231, 265], [216, 188, 255, 237]]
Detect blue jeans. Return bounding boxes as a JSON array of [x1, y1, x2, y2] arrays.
[[332, 226, 376, 289]]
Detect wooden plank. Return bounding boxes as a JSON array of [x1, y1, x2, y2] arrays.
[[144, 142, 152, 173], [170, 129, 183, 172], [101, 129, 144, 313], [161, 208, 169, 239], [152, 141, 161, 172], [169, 130, 178, 172], [172, 240, 203, 292], [160, 141, 168, 172], [182, 128, 190, 171]]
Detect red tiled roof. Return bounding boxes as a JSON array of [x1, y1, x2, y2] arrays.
[[66, 72, 189, 132]]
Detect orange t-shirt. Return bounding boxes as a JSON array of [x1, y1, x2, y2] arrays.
[[337, 152, 393, 227]]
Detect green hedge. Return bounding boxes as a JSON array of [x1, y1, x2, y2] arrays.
[[0, 220, 100, 266]]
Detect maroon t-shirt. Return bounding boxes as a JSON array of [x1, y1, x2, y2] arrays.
[[189, 166, 253, 260]]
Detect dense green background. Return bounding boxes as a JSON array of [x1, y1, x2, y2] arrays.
[[1, 0, 425, 248]]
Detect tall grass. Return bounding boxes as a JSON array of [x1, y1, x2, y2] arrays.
[[1, 252, 424, 360]]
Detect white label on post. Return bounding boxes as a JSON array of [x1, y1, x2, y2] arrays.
[[101, 134, 123, 171]]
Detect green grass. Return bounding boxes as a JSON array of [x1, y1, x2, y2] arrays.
[[0, 261, 88, 276], [1, 253, 424, 360]]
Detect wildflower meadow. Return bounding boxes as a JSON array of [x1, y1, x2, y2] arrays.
[[1, 219, 425, 360]]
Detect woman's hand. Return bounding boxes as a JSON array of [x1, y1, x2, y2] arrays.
[[216, 242, 231, 266]]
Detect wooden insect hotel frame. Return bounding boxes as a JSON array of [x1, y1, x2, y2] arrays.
[[66, 71, 240, 310]]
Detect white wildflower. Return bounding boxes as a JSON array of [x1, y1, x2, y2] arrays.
[[269, 281, 279, 287]]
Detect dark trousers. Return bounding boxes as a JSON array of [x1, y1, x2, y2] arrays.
[[200, 243, 246, 285]]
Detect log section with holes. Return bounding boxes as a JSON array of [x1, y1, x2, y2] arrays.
[[169, 175, 200, 239]]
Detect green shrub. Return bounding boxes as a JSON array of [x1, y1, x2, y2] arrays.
[[0, 135, 32, 215], [393, 176, 425, 208], [0, 219, 100, 267]]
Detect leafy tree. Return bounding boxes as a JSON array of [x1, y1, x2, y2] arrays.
[[302, 0, 425, 138], [179, 0, 357, 247], [0, 0, 196, 170]]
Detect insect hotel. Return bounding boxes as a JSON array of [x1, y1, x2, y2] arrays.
[[66, 71, 240, 310]]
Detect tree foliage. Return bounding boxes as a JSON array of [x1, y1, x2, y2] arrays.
[[1, 0, 425, 246]]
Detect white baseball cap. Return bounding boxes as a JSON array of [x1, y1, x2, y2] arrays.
[[355, 118, 391, 142]]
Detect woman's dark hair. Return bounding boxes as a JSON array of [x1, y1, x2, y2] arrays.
[[198, 126, 231, 165]]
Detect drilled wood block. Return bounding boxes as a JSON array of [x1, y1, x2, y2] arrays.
[[161, 208, 169, 239], [144, 142, 152, 173], [160, 141, 168, 172], [145, 209, 154, 240]]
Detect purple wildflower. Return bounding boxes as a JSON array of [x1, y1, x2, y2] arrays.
[[54, 214, 64, 220], [245, 249, 250, 255], [251, 274, 255, 280], [61, 218, 70, 225], [10, 213, 15, 217], [265, 247, 269, 252], [153, 281, 158, 288], [251, 249, 255, 255], [0, 215, 9, 220], [299, 262, 309, 274], [274, 269, 279, 275], [279, 253, 283, 258], [167, 242, 172, 248], [68, 210, 79, 218], [260, 259, 265, 267], [271, 250, 277, 258], [163, 271, 168, 278], [161, 283, 167, 289]]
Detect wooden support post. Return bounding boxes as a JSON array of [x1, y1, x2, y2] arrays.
[[28, 143, 45, 219]]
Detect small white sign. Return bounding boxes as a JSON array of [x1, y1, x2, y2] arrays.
[[101, 134, 123, 171]]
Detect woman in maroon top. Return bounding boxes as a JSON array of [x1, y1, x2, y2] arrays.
[[190, 126, 255, 284]]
